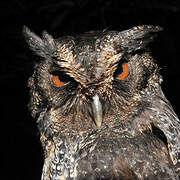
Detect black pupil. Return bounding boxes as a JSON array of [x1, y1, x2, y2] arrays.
[[51, 71, 74, 83], [113, 59, 128, 78]]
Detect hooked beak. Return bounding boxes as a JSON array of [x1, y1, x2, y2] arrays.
[[92, 94, 103, 128]]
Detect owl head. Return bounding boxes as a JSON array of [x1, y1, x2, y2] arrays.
[[23, 25, 164, 134]]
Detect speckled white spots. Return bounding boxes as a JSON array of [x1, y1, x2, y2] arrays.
[[57, 165, 61, 171]]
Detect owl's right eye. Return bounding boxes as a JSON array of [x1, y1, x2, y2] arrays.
[[51, 71, 73, 87]]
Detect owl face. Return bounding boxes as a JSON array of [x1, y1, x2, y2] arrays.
[[24, 26, 162, 135]]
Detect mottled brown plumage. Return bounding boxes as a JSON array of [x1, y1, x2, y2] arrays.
[[23, 25, 180, 180]]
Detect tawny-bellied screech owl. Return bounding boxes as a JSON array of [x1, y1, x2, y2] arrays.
[[23, 25, 180, 180]]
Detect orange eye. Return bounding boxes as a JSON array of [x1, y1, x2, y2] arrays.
[[51, 71, 74, 87], [52, 75, 65, 86], [116, 63, 129, 79], [114, 61, 129, 79]]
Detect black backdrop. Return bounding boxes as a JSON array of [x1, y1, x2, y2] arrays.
[[1, 0, 180, 179]]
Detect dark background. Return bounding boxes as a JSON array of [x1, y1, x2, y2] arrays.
[[1, 0, 180, 179]]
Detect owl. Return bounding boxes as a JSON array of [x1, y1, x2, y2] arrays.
[[23, 25, 180, 180]]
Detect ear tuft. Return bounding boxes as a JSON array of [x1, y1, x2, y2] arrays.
[[23, 26, 56, 59], [119, 25, 163, 53]]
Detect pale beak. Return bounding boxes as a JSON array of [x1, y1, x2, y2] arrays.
[[92, 94, 103, 128]]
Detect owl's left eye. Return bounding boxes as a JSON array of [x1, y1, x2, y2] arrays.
[[114, 60, 129, 79], [51, 71, 73, 87]]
